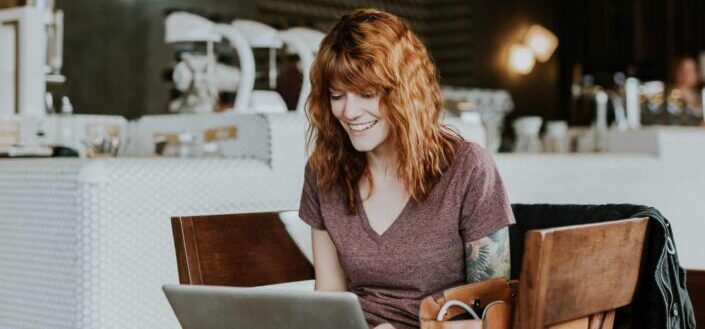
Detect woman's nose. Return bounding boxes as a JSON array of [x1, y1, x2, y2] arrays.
[[342, 94, 364, 120]]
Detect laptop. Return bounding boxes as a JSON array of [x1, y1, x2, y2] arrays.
[[162, 284, 369, 329]]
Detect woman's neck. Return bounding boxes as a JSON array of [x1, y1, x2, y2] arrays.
[[366, 139, 397, 177]]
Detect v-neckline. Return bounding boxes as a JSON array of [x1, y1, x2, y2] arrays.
[[355, 187, 414, 242]]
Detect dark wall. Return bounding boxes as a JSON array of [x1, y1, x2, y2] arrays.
[[255, 0, 480, 88], [54, 0, 705, 121], [469, 0, 562, 121], [55, 0, 524, 119], [57, 0, 431, 119], [56, 0, 256, 119], [423, 1, 475, 86], [468, 0, 705, 124], [57, 0, 148, 119], [559, 0, 705, 124]]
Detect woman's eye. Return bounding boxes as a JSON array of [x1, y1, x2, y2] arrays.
[[360, 93, 375, 99], [330, 94, 344, 101]]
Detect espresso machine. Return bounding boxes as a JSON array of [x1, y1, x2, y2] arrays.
[[0, 1, 127, 157], [164, 12, 324, 115], [0, 0, 63, 117], [278, 27, 325, 113], [165, 12, 291, 114]]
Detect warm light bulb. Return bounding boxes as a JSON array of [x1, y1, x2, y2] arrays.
[[508, 44, 535, 75], [524, 24, 558, 62]]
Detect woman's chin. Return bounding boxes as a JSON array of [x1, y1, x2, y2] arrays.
[[351, 141, 375, 152], [349, 137, 379, 153]]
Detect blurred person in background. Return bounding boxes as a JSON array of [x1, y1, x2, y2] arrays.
[[668, 56, 703, 123]]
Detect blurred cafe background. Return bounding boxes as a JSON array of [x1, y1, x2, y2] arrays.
[[0, 0, 703, 328]]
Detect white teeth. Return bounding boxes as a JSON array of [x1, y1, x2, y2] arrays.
[[348, 120, 378, 131]]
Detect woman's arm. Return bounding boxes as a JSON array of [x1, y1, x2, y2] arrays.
[[311, 229, 392, 328], [311, 227, 347, 291], [465, 227, 511, 282]]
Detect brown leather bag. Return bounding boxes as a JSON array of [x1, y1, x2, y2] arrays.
[[419, 278, 517, 329]]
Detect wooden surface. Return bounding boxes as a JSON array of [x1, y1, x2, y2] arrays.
[[517, 217, 649, 329], [0, 0, 24, 8], [547, 311, 614, 329], [688, 269, 705, 326], [171, 212, 314, 287]]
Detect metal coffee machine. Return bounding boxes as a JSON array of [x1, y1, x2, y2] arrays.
[[0, 0, 63, 116]]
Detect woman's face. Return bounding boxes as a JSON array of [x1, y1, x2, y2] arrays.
[[675, 58, 699, 89], [329, 90, 391, 153]]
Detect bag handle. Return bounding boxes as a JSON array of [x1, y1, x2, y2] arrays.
[[436, 300, 480, 321]]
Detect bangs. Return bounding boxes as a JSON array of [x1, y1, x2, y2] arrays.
[[323, 51, 389, 94]]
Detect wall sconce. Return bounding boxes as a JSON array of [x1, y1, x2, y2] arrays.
[[507, 24, 558, 75], [508, 44, 535, 75], [524, 24, 558, 63]]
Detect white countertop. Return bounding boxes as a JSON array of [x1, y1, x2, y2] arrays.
[[494, 128, 705, 269]]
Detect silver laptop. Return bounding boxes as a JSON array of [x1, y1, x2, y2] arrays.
[[162, 284, 368, 329]]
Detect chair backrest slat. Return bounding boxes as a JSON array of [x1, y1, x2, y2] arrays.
[[171, 212, 315, 286], [517, 217, 649, 328]]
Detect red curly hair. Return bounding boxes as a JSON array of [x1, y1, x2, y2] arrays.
[[305, 8, 461, 214]]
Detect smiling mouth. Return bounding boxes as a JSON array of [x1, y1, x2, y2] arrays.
[[347, 120, 378, 132]]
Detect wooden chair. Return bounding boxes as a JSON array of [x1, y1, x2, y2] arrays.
[[516, 217, 649, 329], [171, 211, 315, 286], [170, 211, 656, 328]]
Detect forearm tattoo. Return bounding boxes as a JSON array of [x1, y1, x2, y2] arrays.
[[465, 227, 511, 282]]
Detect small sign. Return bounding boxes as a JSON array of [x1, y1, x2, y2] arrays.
[[203, 126, 238, 142], [0, 119, 20, 146]]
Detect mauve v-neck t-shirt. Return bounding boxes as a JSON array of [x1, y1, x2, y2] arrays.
[[298, 141, 515, 329]]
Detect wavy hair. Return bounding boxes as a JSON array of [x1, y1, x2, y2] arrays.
[[306, 8, 461, 214]]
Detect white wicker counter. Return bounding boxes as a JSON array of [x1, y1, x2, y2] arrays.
[[0, 113, 310, 329], [0, 157, 307, 328]]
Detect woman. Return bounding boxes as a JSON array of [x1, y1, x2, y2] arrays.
[[669, 56, 703, 120], [299, 9, 515, 329]]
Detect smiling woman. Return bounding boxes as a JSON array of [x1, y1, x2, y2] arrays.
[[299, 8, 515, 329], [306, 8, 457, 213]]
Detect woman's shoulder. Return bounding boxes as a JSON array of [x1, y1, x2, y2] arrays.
[[303, 160, 342, 198], [454, 139, 496, 171], [304, 160, 316, 177]]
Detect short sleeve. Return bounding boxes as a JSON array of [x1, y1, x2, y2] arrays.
[[459, 145, 515, 242], [298, 162, 326, 230]]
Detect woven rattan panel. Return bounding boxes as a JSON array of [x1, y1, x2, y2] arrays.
[[0, 160, 80, 328], [0, 114, 308, 328]]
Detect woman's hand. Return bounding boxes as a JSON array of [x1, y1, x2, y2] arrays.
[[373, 323, 396, 329]]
